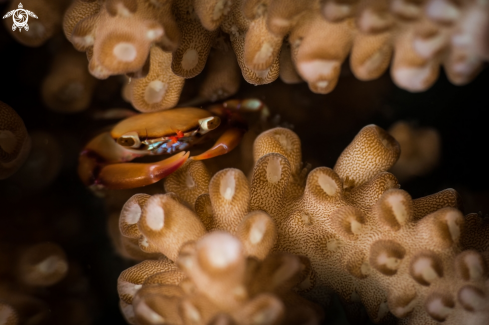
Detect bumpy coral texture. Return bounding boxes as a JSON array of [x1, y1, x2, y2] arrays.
[[0, 101, 30, 180], [63, 0, 489, 112], [135, 125, 489, 325], [115, 190, 322, 324], [41, 45, 98, 113]]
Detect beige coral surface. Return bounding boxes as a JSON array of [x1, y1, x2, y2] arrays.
[[61, 0, 489, 113], [116, 125, 489, 324], [114, 192, 323, 324]]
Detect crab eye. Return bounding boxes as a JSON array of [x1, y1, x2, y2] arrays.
[[117, 131, 141, 148], [198, 116, 221, 134]]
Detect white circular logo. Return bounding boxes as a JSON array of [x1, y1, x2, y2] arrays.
[[2, 3, 38, 32]]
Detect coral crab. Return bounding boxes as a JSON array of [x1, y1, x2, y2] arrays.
[[78, 99, 269, 190]]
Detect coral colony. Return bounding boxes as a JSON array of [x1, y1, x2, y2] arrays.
[[114, 126, 489, 325], [61, 0, 489, 112], [1, 0, 489, 325]]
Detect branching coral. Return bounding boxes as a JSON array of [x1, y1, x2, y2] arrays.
[[0, 101, 30, 180], [41, 45, 98, 113], [0, 241, 69, 325], [63, 0, 489, 109], [117, 125, 489, 325], [117, 233, 322, 325], [115, 192, 322, 324], [0, 188, 94, 325], [320, 0, 489, 90], [3, 0, 70, 47]]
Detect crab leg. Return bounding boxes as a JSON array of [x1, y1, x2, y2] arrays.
[[223, 98, 270, 120], [96, 151, 189, 189], [191, 128, 246, 161], [78, 132, 189, 190], [208, 98, 271, 122]]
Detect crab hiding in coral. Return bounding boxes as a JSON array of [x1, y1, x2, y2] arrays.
[[78, 98, 269, 190]]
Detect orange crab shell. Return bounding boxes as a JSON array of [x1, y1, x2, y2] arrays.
[[110, 108, 213, 139]]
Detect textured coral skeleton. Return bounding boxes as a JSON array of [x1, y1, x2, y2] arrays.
[[115, 193, 323, 324], [61, 0, 489, 113], [116, 125, 489, 324]]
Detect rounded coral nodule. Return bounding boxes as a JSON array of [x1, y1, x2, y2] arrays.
[[17, 242, 69, 287], [0, 101, 31, 180]]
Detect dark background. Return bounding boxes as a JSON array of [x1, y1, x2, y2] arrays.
[[1, 7, 488, 324]]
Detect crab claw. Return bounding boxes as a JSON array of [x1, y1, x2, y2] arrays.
[[191, 128, 245, 161], [96, 151, 189, 189]]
